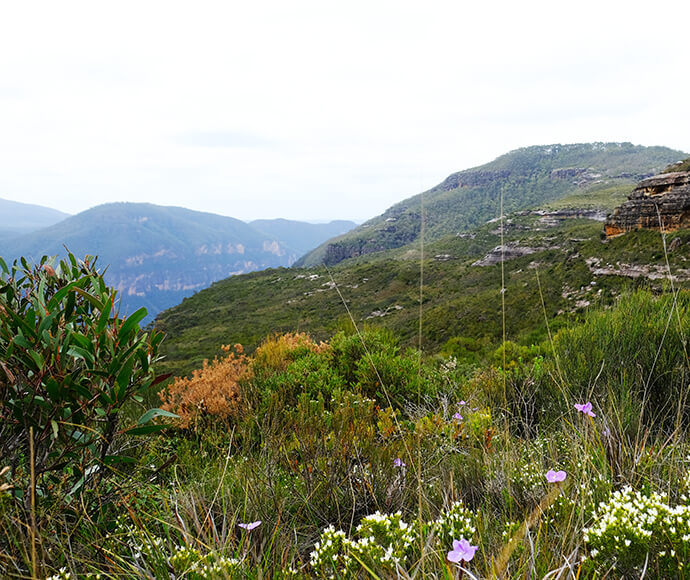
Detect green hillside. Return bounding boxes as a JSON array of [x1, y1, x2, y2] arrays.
[[296, 143, 685, 267], [156, 180, 690, 377]]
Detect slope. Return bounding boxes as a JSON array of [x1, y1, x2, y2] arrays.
[[156, 166, 690, 377], [296, 143, 686, 267], [0, 198, 70, 237]]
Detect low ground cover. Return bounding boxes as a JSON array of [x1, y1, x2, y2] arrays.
[[2, 254, 690, 578]]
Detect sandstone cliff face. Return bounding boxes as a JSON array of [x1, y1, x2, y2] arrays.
[[605, 172, 690, 237]]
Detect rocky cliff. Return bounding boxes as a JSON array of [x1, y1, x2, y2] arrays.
[[605, 171, 690, 237]]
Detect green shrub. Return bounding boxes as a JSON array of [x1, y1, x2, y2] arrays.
[[552, 290, 690, 427], [355, 349, 422, 408], [0, 254, 166, 506], [329, 327, 399, 385]]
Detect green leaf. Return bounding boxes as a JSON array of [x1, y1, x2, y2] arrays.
[[97, 296, 112, 335], [137, 408, 179, 425], [66, 346, 95, 367], [124, 424, 170, 436], [117, 307, 148, 344], [45, 377, 60, 399], [13, 333, 32, 350], [29, 350, 45, 370]]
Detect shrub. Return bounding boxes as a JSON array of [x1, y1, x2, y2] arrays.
[[159, 344, 248, 430], [329, 327, 399, 385], [583, 486, 690, 576], [0, 254, 165, 505], [553, 290, 690, 427], [355, 349, 422, 408]]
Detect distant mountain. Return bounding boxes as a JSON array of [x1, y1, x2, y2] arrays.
[[0, 203, 351, 320], [0, 198, 70, 237], [249, 218, 357, 257], [296, 143, 687, 267]]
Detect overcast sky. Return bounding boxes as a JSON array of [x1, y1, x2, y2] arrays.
[[1, 1, 688, 223]]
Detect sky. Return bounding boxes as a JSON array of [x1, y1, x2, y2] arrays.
[[0, 1, 689, 223]]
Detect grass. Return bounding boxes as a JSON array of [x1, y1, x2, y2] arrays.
[[4, 286, 690, 578]]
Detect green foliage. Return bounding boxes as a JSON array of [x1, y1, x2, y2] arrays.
[[0, 253, 165, 505], [552, 290, 690, 427], [329, 327, 400, 385]]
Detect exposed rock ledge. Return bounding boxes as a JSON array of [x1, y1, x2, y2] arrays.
[[605, 171, 690, 237], [473, 242, 546, 267], [585, 257, 690, 281]]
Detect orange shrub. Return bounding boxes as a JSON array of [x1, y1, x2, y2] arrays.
[[160, 344, 250, 429], [251, 332, 328, 374]]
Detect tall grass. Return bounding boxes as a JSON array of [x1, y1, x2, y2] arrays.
[[3, 232, 690, 578]]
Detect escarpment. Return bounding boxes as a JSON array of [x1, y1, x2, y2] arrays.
[[605, 171, 690, 237]]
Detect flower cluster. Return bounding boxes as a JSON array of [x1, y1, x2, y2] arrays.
[[431, 500, 477, 548], [310, 503, 477, 577], [105, 516, 245, 579], [584, 486, 690, 575], [169, 546, 242, 579]]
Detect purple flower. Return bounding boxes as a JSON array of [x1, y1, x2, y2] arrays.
[[393, 458, 406, 467], [574, 401, 596, 417], [546, 469, 566, 483], [238, 520, 261, 531], [447, 538, 478, 563], [459, 400, 467, 406], [453, 412, 463, 421]]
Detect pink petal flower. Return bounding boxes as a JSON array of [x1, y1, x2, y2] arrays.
[[546, 469, 566, 483], [238, 520, 261, 531], [447, 538, 478, 563], [574, 401, 596, 417]]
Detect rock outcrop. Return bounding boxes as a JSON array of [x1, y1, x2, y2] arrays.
[[605, 172, 690, 237]]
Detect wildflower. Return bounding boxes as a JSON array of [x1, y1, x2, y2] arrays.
[[575, 402, 596, 417], [447, 538, 478, 563], [546, 470, 566, 483], [459, 400, 467, 406], [453, 412, 463, 421], [393, 458, 406, 468], [238, 520, 261, 531]]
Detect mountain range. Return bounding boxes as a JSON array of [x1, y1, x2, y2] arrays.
[[154, 142, 689, 376], [0, 198, 69, 240], [0, 201, 355, 319], [297, 142, 681, 267]]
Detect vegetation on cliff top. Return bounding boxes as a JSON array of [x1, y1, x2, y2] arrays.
[[297, 142, 686, 267]]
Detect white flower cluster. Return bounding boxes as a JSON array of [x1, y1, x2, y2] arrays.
[[108, 516, 244, 579], [310, 503, 477, 577], [309, 525, 352, 577], [584, 485, 690, 575], [433, 501, 476, 547]]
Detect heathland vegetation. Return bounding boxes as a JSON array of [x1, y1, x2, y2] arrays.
[[2, 145, 690, 578]]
